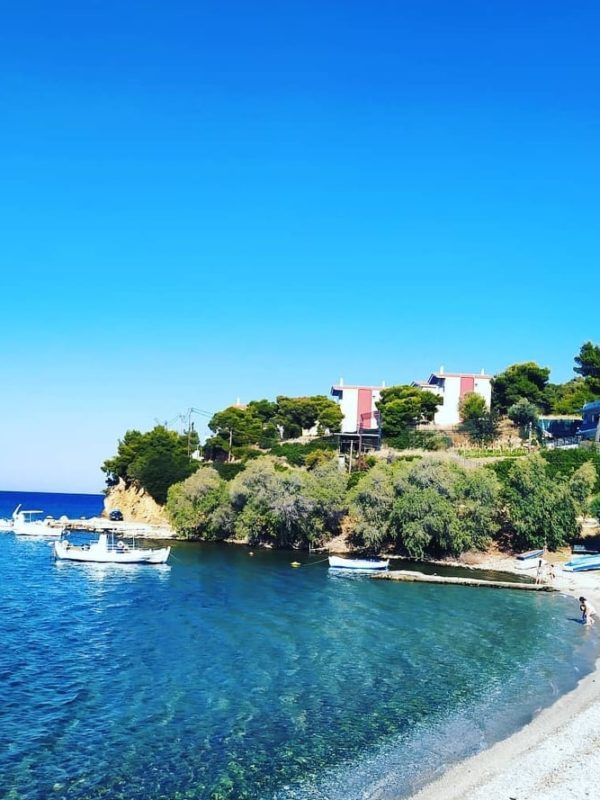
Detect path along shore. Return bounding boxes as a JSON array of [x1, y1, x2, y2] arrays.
[[407, 557, 600, 800]]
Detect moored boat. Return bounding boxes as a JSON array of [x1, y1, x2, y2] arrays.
[[563, 554, 600, 573], [12, 505, 63, 537], [53, 532, 170, 564], [328, 555, 389, 571]]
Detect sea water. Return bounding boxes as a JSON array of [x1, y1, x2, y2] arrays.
[[0, 490, 104, 520], [0, 498, 598, 800]]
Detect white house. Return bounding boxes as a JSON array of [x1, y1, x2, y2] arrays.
[[330, 380, 386, 433], [412, 368, 492, 427]]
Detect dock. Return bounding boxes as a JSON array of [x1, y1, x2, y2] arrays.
[[46, 517, 175, 538], [371, 570, 556, 591]]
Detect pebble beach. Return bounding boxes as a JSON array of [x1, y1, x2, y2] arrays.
[[410, 559, 600, 800]]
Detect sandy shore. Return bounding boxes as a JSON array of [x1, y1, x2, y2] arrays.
[[409, 557, 600, 800]]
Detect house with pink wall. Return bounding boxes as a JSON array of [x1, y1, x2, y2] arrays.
[[412, 368, 492, 426], [330, 380, 386, 433]]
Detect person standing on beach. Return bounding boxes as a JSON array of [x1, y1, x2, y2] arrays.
[[579, 596, 596, 626]]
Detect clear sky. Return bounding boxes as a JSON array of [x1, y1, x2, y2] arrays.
[[1, 1, 598, 493]]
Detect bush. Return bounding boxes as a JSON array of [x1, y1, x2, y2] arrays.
[[590, 495, 600, 519], [213, 463, 246, 481], [541, 449, 600, 493], [269, 437, 337, 466]]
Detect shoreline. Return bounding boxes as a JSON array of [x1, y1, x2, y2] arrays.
[[406, 560, 600, 800]]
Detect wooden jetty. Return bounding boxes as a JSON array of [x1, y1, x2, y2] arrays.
[[371, 570, 555, 592]]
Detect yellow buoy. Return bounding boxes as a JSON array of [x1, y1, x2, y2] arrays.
[[291, 561, 301, 568]]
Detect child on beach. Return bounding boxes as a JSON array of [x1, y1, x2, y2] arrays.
[[579, 596, 596, 626]]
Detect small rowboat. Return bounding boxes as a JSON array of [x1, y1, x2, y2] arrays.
[[515, 558, 546, 571], [515, 549, 544, 561], [328, 556, 389, 571], [563, 554, 600, 573], [54, 533, 170, 565]]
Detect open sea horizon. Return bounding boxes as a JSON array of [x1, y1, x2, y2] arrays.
[[1, 491, 599, 799], [0, 489, 105, 521]]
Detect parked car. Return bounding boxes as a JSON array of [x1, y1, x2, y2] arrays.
[[109, 509, 123, 522]]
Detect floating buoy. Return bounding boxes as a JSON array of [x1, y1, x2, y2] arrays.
[[291, 561, 302, 568], [249, 551, 254, 557]]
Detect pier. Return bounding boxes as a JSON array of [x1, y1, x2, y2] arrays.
[[47, 517, 175, 538], [372, 570, 556, 591]]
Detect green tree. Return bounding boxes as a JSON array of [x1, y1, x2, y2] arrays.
[[574, 341, 600, 393], [228, 457, 333, 547], [348, 462, 398, 550], [275, 395, 343, 439], [207, 406, 263, 450], [501, 455, 579, 550], [102, 426, 198, 504], [491, 362, 551, 414], [102, 429, 145, 486], [545, 379, 598, 414], [507, 398, 539, 441], [459, 392, 487, 421], [459, 409, 500, 446], [376, 385, 441, 439], [569, 462, 598, 513], [166, 468, 232, 539], [350, 458, 499, 557]]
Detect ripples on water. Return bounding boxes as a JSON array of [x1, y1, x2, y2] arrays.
[[0, 536, 597, 800]]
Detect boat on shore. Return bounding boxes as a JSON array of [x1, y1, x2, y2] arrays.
[[12, 505, 63, 537], [328, 555, 389, 571], [54, 532, 170, 564], [563, 554, 600, 573], [515, 548, 545, 561], [515, 558, 546, 571]]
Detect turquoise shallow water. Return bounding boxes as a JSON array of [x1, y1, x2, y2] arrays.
[[1, 534, 597, 800]]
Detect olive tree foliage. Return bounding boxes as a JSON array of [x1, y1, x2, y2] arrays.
[[569, 462, 598, 513], [350, 458, 500, 557], [348, 462, 399, 550], [500, 455, 579, 551], [228, 457, 346, 547], [507, 398, 539, 440], [166, 468, 232, 539]]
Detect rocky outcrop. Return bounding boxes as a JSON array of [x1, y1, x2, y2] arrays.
[[103, 480, 171, 527]]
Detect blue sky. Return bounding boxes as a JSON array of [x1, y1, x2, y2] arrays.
[[1, 1, 598, 492]]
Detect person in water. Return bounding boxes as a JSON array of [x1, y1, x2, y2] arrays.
[[579, 596, 596, 626]]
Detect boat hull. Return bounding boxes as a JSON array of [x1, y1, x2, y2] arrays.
[[563, 555, 600, 573], [54, 541, 170, 564], [515, 558, 546, 571], [328, 556, 389, 570], [14, 524, 62, 537]]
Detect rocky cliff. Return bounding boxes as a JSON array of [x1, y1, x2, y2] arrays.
[[103, 480, 171, 527]]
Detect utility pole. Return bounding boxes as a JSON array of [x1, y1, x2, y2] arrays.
[[348, 439, 354, 473], [228, 428, 233, 463]]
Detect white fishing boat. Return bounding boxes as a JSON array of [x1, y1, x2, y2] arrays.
[[54, 532, 170, 564], [563, 554, 600, 573], [328, 555, 389, 571], [12, 505, 63, 537]]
